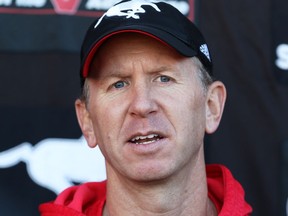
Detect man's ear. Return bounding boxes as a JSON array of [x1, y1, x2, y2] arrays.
[[75, 99, 97, 148], [205, 81, 227, 134]]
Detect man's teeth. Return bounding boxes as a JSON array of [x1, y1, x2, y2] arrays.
[[131, 134, 158, 141], [130, 134, 160, 144]]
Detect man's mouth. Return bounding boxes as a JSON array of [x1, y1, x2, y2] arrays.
[[129, 134, 163, 145]]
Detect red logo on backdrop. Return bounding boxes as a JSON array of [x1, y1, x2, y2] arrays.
[[51, 0, 81, 15], [0, 0, 194, 19]]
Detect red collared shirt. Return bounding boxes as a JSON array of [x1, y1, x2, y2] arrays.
[[39, 164, 252, 216]]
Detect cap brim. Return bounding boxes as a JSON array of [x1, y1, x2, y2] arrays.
[[81, 26, 198, 78]]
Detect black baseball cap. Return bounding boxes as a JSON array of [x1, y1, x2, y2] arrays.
[[80, 0, 212, 85]]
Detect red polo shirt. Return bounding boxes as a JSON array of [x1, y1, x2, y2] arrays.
[[39, 164, 252, 216]]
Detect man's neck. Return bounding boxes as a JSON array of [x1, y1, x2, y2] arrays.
[[103, 159, 217, 216]]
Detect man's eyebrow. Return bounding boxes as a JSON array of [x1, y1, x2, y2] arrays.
[[150, 66, 171, 72], [96, 70, 130, 80], [146, 65, 178, 74], [94, 65, 177, 79], [150, 66, 184, 77]]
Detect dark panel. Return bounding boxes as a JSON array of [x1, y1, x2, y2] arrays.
[[198, 0, 288, 215]]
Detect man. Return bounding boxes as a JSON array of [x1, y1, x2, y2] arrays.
[[39, 0, 252, 215]]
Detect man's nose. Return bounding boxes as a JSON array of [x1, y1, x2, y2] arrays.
[[128, 84, 157, 118]]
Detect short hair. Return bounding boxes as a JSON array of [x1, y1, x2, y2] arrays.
[[191, 57, 215, 93]]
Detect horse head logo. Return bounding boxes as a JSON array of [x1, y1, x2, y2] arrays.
[[0, 136, 106, 194], [94, 0, 161, 28]]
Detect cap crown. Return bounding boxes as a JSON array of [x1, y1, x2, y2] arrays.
[[80, 0, 212, 82]]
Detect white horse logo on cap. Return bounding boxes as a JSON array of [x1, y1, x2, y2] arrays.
[[95, 0, 161, 28]]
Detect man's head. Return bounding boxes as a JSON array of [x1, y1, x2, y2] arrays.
[[75, 0, 226, 182], [79, 0, 213, 94]]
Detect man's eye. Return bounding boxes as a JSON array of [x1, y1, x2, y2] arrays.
[[159, 76, 171, 83], [112, 81, 127, 89]]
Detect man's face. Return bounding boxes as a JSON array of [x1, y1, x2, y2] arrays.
[[84, 33, 208, 182]]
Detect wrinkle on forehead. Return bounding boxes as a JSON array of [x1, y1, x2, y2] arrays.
[[88, 33, 188, 80]]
